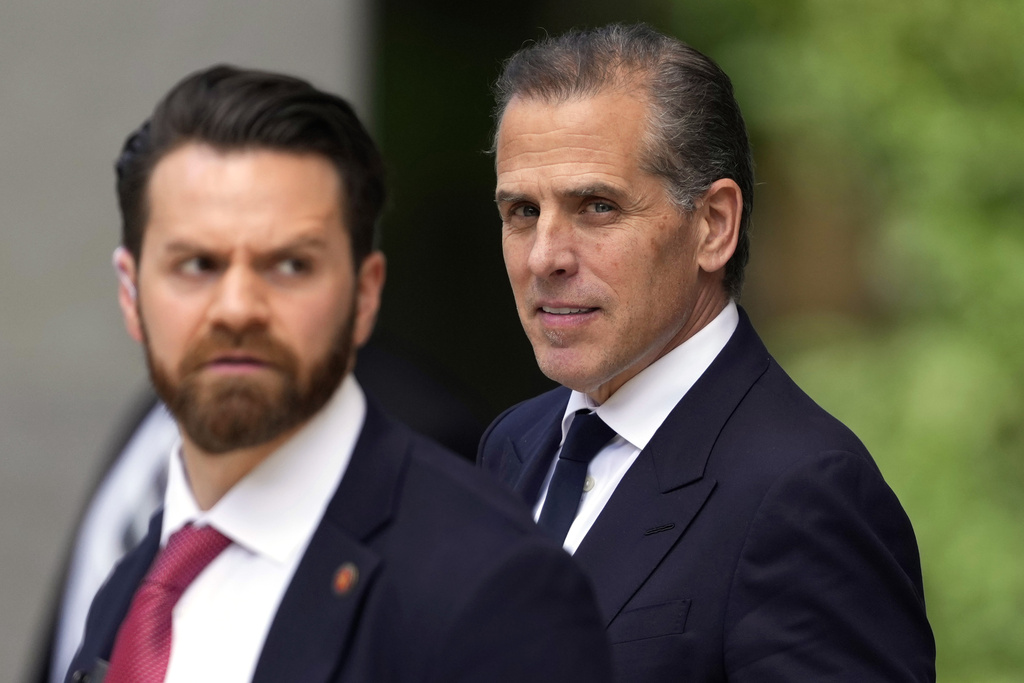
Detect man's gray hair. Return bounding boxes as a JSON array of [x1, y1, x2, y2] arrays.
[[493, 23, 753, 299]]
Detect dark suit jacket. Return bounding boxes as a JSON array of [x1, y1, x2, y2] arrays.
[[29, 342, 486, 683], [479, 310, 935, 682], [67, 401, 611, 683]]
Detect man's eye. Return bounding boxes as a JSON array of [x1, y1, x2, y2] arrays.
[[510, 205, 540, 218], [179, 256, 217, 275], [275, 258, 310, 276], [586, 201, 615, 213]]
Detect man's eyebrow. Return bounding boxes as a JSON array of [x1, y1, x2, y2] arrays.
[[269, 234, 330, 252], [161, 240, 209, 255], [495, 190, 530, 204], [159, 235, 330, 257], [495, 183, 624, 204], [563, 183, 623, 199]]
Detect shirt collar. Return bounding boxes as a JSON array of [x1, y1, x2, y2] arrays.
[[563, 301, 739, 450], [162, 374, 366, 565]]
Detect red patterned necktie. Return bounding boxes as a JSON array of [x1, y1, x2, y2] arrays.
[[104, 524, 231, 683]]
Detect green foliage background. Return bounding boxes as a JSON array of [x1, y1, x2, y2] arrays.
[[684, 1, 1024, 680]]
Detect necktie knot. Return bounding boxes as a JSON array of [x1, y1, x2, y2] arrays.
[[147, 524, 231, 593], [558, 411, 617, 464]]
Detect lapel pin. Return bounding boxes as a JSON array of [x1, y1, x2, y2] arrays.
[[333, 562, 360, 596]]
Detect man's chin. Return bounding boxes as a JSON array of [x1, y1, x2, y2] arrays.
[[535, 352, 603, 395], [182, 391, 298, 454], [161, 373, 295, 453]]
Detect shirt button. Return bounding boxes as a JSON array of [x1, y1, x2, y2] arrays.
[[583, 475, 595, 493]]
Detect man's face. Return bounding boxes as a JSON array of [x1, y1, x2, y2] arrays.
[[496, 90, 727, 403], [117, 143, 384, 454]]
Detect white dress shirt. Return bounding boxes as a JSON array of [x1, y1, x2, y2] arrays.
[[160, 375, 365, 683], [534, 302, 739, 554]]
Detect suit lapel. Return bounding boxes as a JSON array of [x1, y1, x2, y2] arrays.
[[251, 524, 383, 683], [496, 392, 568, 505], [68, 512, 162, 680], [573, 451, 716, 625], [252, 400, 406, 683], [574, 310, 771, 625]]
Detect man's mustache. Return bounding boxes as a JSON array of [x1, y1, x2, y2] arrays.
[[177, 326, 299, 377]]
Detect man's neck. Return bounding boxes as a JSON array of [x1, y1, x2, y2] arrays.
[[179, 427, 302, 510]]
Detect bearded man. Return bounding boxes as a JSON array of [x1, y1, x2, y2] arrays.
[[66, 65, 610, 683]]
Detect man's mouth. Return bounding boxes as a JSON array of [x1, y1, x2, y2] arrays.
[[203, 354, 272, 372], [540, 306, 597, 315]]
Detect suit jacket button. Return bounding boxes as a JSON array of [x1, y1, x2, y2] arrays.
[[71, 672, 90, 683]]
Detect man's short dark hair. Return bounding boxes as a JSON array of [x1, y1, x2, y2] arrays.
[[116, 65, 385, 265], [493, 23, 753, 299]]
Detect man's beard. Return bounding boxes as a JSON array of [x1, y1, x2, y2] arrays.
[[144, 315, 353, 454]]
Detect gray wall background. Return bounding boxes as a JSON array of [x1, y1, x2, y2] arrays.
[[0, 2, 371, 677]]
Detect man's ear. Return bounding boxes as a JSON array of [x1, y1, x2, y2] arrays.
[[695, 178, 742, 274], [352, 250, 386, 349], [113, 246, 144, 343]]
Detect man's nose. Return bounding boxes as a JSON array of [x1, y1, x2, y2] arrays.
[[206, 265, 270, 330], [527, 215, 579, 279]]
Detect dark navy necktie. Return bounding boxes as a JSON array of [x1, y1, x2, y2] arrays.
[[538, 410, 617, 545]]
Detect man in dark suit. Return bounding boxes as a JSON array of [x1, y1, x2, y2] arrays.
[[67, 65, 610, 683], [480, 24, 935, 681]]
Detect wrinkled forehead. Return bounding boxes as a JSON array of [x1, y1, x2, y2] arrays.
[[496, 78, 656, 156], [496, 89, 654, 177]]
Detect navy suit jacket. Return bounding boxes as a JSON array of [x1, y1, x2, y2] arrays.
[[67, 401, 612, 683], [479, 310, 935, 682], [31, 342, 486, 683]]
